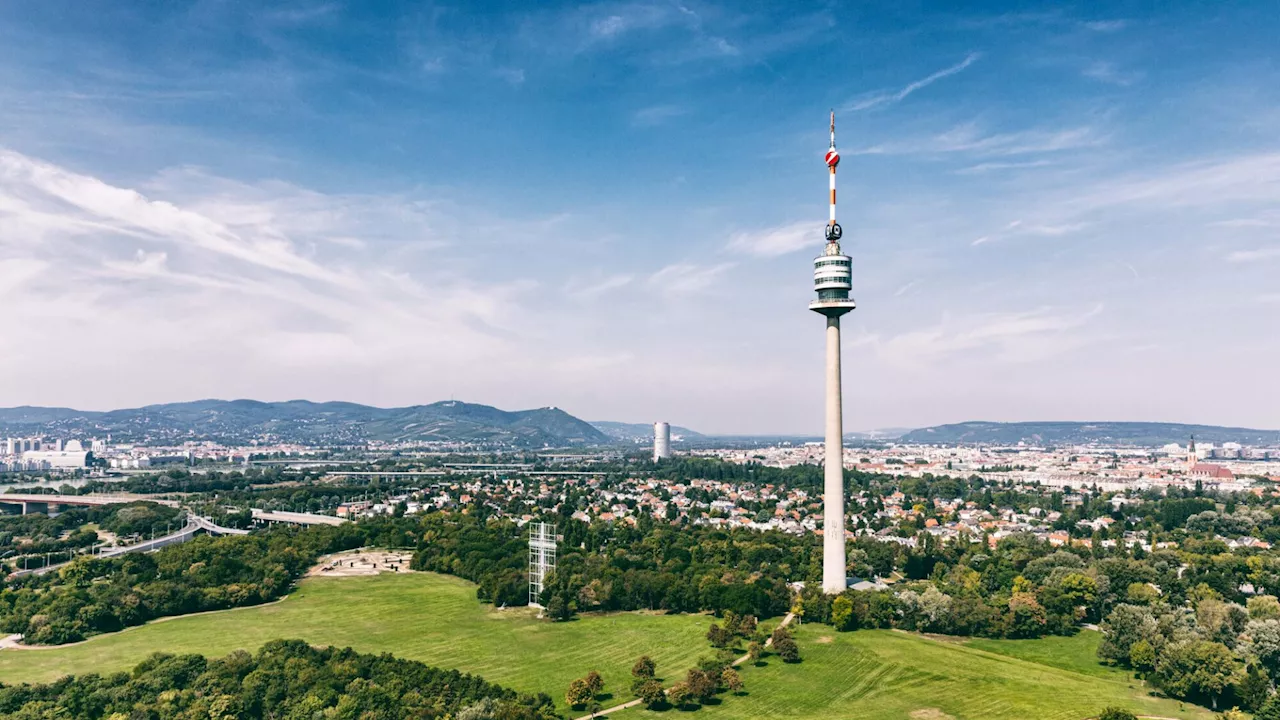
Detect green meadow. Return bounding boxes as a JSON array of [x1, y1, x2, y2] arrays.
[[0, 572, 1216, 719]]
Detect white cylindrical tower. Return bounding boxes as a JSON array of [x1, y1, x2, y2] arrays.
[[653, 421, 672, 461], [810, 111, 857, 595]]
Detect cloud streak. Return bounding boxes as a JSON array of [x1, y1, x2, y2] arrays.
[[845, 53, 980, 112], [726, 221, 817, 257]]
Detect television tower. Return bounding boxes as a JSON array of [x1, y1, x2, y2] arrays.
[[810, 110, 856, 594]]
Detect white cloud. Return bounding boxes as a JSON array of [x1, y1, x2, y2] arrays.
[[1082, 61, 1142, 86], [858, 123, 1104, 157], [971, 219, 1088, 246], [854, 304, 1105, 369], [632, 104, 686, 127], [726, 221, 817, 257], [845, 53, 981, 112], [494, 68, 526, 85], [0, 146, 536, 407], [1227, 246, 1280, 262], [647, 262, 734, 295], [1083, 19, 1128, 32], [567, 273, 634, 299], [954, 160, 1054, 175]]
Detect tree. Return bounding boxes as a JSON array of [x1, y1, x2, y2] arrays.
[[1126, 582, 1161, 605], [1154, 640, 1239, 709], [1249, 595, 1280, 621], [739, 614, 758, 637], [667, 682, 690, 709], [1129, 639, 1156, 674], [584, 670, 604, 697], [747, 641, 763, 666], [546, 595, 573, 622], [1255, 694, 1280, 720], [707, 622, 730, 648], [1098, 604, 1159, 666], [1244, 619, 1280, 683], [1235, 663, 1270, 713], [830, 594, 855, 632], [1098, 708, 1137, 720], [721, 667, 744, 694], [1007, 592, 1048, 639], [686, 668, 717, 702], [636, 680, 665, 708], [632, 655, 656, 679], [566, 678, 592, 708], [774, 635, 800, 663]]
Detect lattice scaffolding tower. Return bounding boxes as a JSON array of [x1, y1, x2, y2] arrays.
[[528, 522, 557, 607]]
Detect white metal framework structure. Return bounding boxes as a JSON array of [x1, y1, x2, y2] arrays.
[[528, 522, 557, 607], [810, 111, 855, 595]]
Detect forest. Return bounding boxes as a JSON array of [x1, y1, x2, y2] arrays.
[[0, 639, 558, 719]]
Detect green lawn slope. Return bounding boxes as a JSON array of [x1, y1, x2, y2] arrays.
[[0, 573, 1217, 719], [622, 625, 1215, 720], [0, 572, 712, 711]]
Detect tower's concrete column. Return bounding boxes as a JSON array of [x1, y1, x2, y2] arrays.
[[822, 315, 846, 594]]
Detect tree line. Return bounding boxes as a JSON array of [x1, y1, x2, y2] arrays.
[[0, 639, 558, 719]]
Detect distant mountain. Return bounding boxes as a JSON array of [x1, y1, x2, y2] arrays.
[[900, 421, 1280, 447], [590, 421, 704, 442], [847, 428, 913, 440], [0, 400, 609, 448]]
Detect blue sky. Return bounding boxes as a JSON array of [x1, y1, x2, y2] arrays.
[[0, 1, 1277, 434]]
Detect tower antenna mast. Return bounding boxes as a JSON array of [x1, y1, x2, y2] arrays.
[[811, 110, 857, 594]]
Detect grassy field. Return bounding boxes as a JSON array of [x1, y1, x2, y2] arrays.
[[620, 625, 1215, 720], [963, 630, 1122, 678], [0, 572, 713, 711], [0, 573, 1216, 719]]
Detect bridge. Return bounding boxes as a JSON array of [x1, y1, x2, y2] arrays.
[[251, 509, 348, 526], [193, 515, 251, 536], [0, 493, 179, 515]]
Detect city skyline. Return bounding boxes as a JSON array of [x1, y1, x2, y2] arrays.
[[1, 2, 1278, 435]]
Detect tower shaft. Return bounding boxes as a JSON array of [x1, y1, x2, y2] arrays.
[[822, 315, 847, 593], [812, 110, 855, 594]]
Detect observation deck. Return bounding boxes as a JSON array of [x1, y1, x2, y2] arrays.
[[809, 242, 856, 317]]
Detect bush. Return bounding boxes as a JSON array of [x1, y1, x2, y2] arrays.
[[1098, 708, 1137, 720]]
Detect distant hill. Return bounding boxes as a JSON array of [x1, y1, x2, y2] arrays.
[[900, 421, 1280, 447], [847, 428, 913, 440], [0, 400, 609, 448], [589, 421, 704, 442]]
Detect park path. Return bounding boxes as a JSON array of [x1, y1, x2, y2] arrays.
[[572, 612, 796, 720]]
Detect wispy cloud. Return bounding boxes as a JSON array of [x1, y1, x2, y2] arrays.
[[632, 104, 687, 127], [647, 262, 734, 295], [1082, 19, 1128, 32], [972, 220, 1089, 247], [1226, 246, 1280, 262], [845, 53, 981, 112], [955, 160, 1055, 175], [855, 304, 1105, 368], [726, 221, 817, 257], [567, 273, 633, 299], [857, 122, 1104, 157], [1082, 61, 1142, 86], [0, 145, 544, 406], [494, 67, 526, 85]]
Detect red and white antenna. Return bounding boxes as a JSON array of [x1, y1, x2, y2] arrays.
[[824, 110, 842, 244]]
